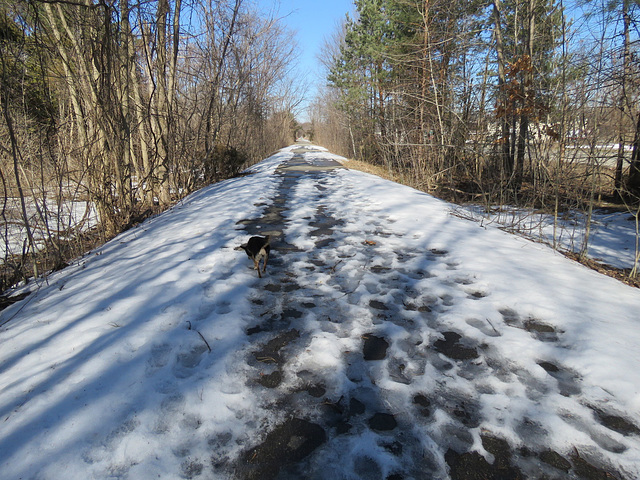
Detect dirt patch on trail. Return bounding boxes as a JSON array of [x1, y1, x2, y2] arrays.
[[236, 418, 326, 480]]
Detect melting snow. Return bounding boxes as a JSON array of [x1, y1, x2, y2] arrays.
[[1, 145, 639, 479]]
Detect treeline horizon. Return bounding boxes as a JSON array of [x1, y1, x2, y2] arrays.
[[310, 0, 640, 209]]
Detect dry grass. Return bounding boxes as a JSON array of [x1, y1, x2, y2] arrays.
[[342, 159, 405, 184]]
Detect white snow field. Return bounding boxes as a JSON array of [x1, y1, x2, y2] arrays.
[[1, 144, 639, 479]]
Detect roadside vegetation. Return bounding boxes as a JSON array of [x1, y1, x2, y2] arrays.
[[310, 0, 640, 283], [0, 0, 302, 292], [3, 0, 640, 293]]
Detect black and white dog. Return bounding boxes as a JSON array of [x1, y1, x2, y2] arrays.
[[235, 235, 270, 278]]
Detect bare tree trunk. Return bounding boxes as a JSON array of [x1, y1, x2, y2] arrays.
[[514, 0, 536, 190], [627, 111, 640, 193], [615, 2, 630, 198], [154, 0, 171, 206], [492, 0, 511, 177]]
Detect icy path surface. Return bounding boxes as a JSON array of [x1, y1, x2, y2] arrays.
[[1, 144, 640, 479]]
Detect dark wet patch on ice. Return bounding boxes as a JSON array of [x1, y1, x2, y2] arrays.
[[315, 238, 335, 248], [349, 397, 366, 416], [403, 302, 432, 313], [446, 435, 523, 480], [589, 406, 640, 436], [264, 283, 281, 292], [309, 226, 333, 237], [524, 318, 562, 342], [253, 329, 300, 366], [539, 449, 571, 472], [413, 394, 431, 417], [394, 252, 417, 263], [309, 213, 343, 238], [281, 308, 303, 320], [500, 309, 563, 342], [293, 371, 327, 398], [246, 325, 263, 336], [369, 299, 389, 311], [451, 403, 481, 428], [368, 412, 397, 431], [570, 451, 624, 479], [370, 265, 391, 274], [538, 360, 559, 373], [468, 290, 489, 299], [258, 370, 282, 388], [386, 474, 404, 480], [303, 384, 326, 398], [362, 334, 389, 360], [237, 418, 326, 480], [433, 332, 478, 361], [282, 282, 301, 293], [411, 269, 436, 279]]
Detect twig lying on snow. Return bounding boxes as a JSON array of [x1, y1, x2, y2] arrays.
[[197, 331, 212, 352], [485, 318, 499, 335], [186, 320, 212, 353], [330, 259, 343, 274]]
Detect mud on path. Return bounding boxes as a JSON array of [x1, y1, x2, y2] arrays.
[[224, 145, 635, 480]]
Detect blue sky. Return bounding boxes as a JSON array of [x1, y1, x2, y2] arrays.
[[266, 0, 355, 120]]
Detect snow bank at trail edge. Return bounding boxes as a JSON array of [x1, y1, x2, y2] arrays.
[[0, 144, 639, 479], [0, 147, 294, 478]]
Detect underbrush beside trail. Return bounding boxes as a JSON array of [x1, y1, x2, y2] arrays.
[[343, 158, 640, 287]]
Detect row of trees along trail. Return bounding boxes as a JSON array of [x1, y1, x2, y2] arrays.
[[311, 0, 640, 279], [0, 0, 302, 291]]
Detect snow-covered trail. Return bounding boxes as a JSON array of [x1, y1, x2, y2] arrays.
[[1, 144, 640, 479]]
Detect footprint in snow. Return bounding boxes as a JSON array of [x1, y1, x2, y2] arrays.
[[465, 318, 501, 337], [173, 343, 209, 378], [537, 360, 582, 397]]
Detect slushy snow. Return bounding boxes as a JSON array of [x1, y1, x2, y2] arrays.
[[0, 144, 639, 479]]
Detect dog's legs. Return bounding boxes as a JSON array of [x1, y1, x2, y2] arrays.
[[262, 252, 269, 275], [254, 258, 262, 278]]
